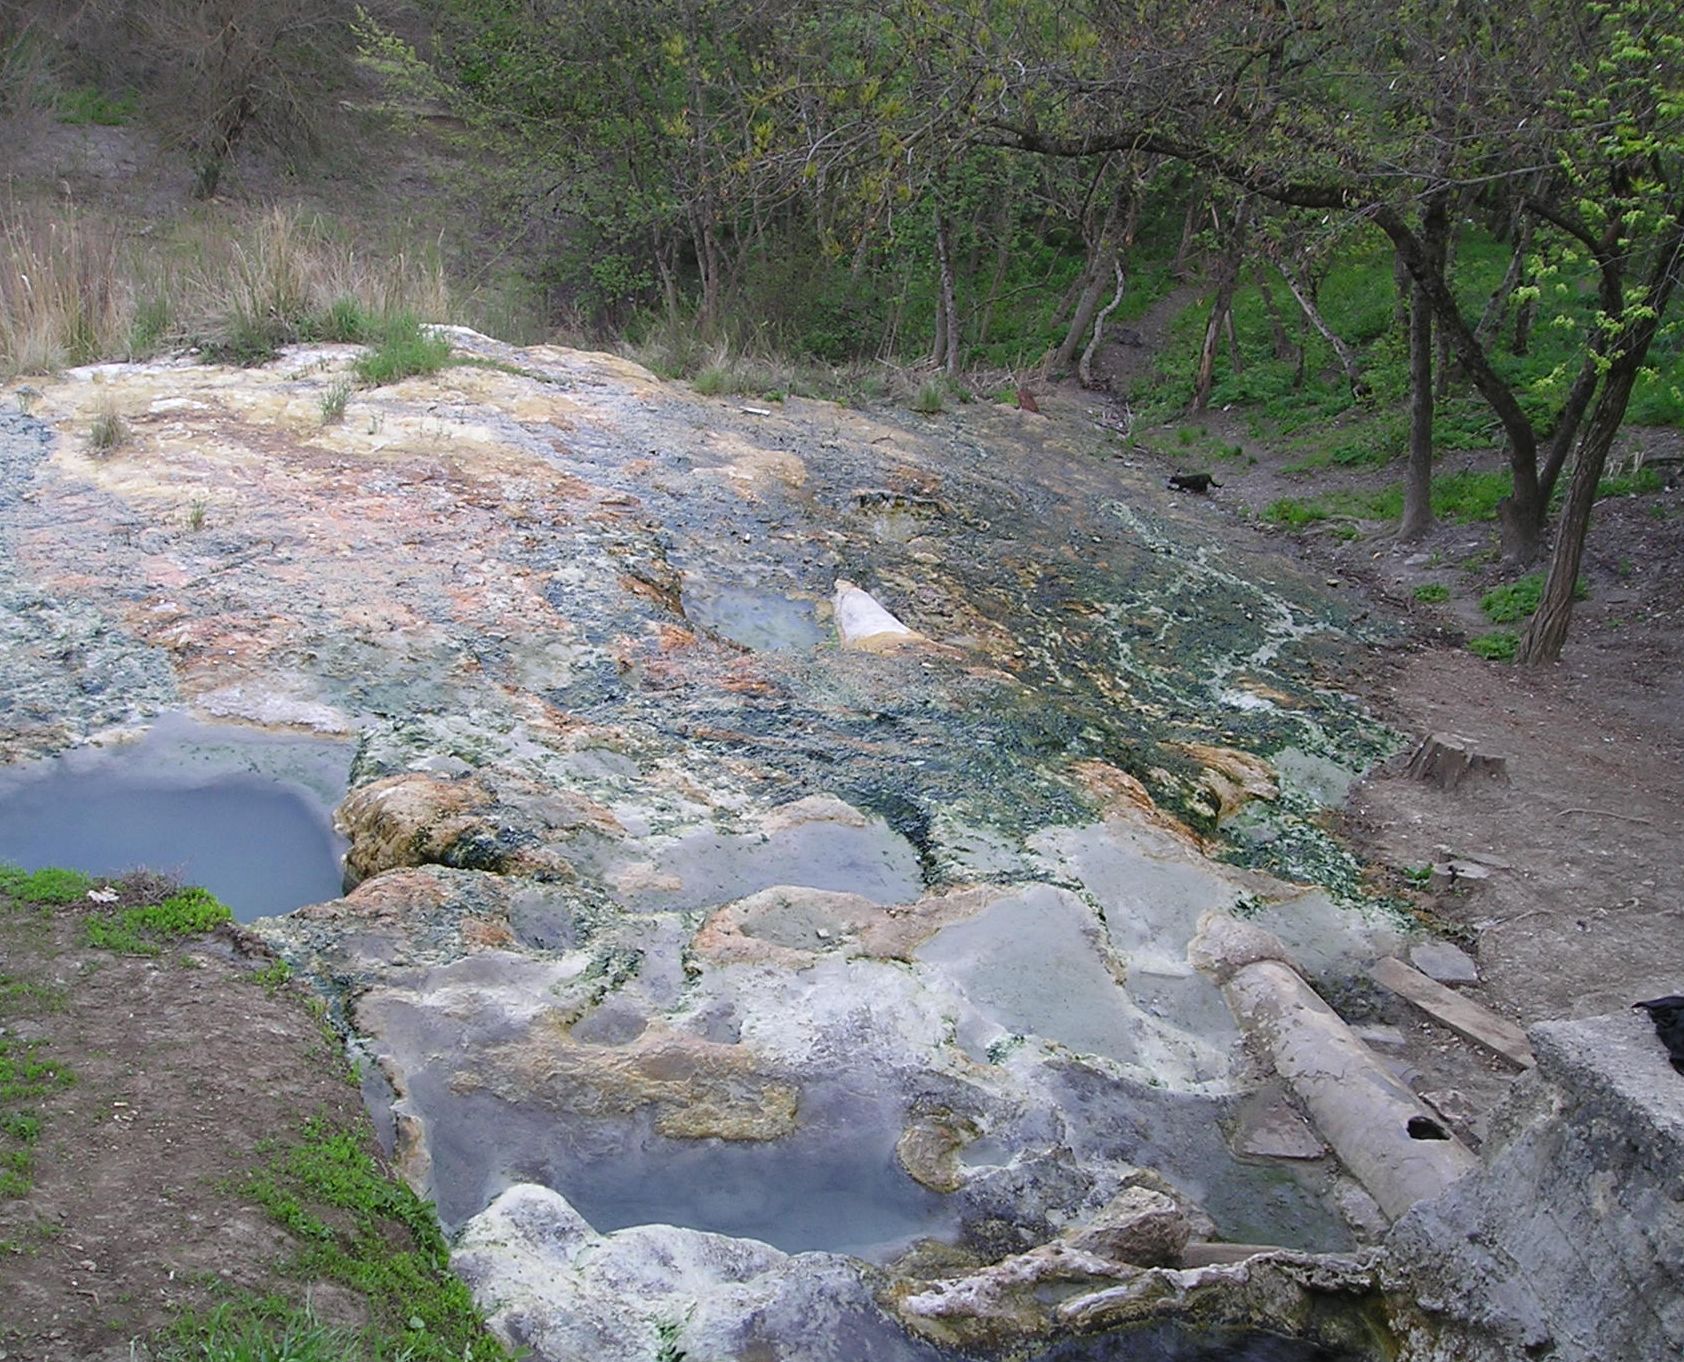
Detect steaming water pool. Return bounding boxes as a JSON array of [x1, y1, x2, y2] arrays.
[[0, 714, 352, 920]]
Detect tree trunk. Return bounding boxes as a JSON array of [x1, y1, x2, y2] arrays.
[[1537, 354, 1603, 506], [1257, 273, 1297, 362], [1517, 220, 1684, 664], [1276, 261, 1367, 398], [1373, 206, 1544, 562], [1055, 187, 1122, 370], [1475, 217, 1534, 350], [1193, 199, 1247, 411], [1433, 219, 1459, 400], [1055, 253, 1114, 371], [1171, 179, 1204, 279], [1513, 376, 1624, 665], [1402, 199, 1448, 541], [1511, 291, 1536, 356], [934, 206, 961, 377], [1193, 277, 1235, 411], [1401, 273, 1435, 540], [976, 191, 1017, 348]]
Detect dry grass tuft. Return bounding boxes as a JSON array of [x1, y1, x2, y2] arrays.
[[1, 199, 454, 377], [0, 202, 127, 374]]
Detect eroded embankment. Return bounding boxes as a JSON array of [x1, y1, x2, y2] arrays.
[[1, 336, 1427, 1359]]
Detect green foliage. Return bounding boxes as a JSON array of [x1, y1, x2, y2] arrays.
[[1596, 466, 1664, 498], [84, 886, 233, 955], [1428, 470, 1512, 523], [1413, 583, 1450, 603], [0, 1034, 74, 1198], [0, 864, 92, 903], [692, 364, 733, 396], [1468, 631, 1519, 662], [154, 1304, 384, 1362], [235, 1115, 516, 1361], [1263, 497, 1330, 528], [53, 84, 135, 125], [353, 315, 452, 387], [1480, 572, 1588, 624], [251, 959, 294, 994]]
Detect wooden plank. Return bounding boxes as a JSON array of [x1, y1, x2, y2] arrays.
[[1372, 956, 1536, 1069]]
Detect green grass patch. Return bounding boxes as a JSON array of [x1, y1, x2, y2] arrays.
[[1596, 466, 1664, 499], [1264, 497, 1330, 528], [352, 315, 451, 387], [1468, 631, 1519, 661], [0, 1034, 74, 1198], [1413, 584, 1450, 603], [53, 84, 136, 126], [228, 1116, 515, 1361], [1481, 571, 1588, 624], [0, 864, 92, 904], [1428, 469, 1511, 522], [84, 885, 233, 955]]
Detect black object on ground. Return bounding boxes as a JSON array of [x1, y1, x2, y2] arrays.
[[1633, 995, 1684, 1074], [1169, 472, 1221, 493]]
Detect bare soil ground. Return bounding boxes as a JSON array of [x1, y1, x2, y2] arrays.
[[0, 893, 394, 1361], [1110, 364, 1684, 1142]]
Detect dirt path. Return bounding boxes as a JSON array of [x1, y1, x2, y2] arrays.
[[0, 873, 504, 1362], [1345, 645, 1684, 1023]]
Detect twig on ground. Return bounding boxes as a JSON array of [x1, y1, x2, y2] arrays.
[[1552, 807, 1654, 825]]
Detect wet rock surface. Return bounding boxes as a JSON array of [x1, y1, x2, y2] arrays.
[[2, 338, 1419, 1357]]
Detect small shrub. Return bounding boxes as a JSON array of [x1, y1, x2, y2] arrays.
[[186, 498, 208, 532], [911, 379, 947, 415], [251, 959, 293, 994], [353, 315, 451, 387], [88, 400, 130, 454], [692, 364, 732, 396], [318, 297, 374, 344], [1468, 631, 1518, 661], [1413, 584, 1450, 603], [320, 379, 352, 425]]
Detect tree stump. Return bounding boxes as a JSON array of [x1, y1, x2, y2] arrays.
[[1400, 733, 1510, 791]]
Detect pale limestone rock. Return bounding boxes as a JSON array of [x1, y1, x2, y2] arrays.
[[454, 1184, 940, 1362], [1186, 910, 1296, 984], [832, 578, 924, 651]]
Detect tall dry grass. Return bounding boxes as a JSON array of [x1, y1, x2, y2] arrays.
[[0, 203, 128, 374], [1, 200, 454, 377]]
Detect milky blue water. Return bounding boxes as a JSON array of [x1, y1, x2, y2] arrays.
[[0, 715, 351, 920]]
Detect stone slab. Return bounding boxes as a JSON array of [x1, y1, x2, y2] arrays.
[[1408, 940, 1480, 984]]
